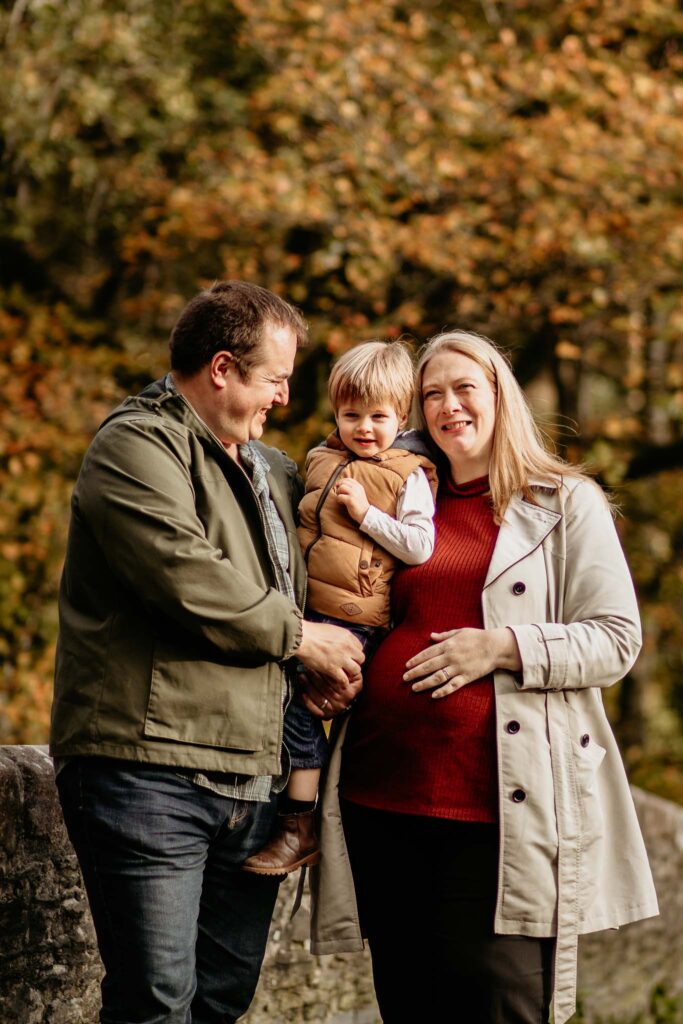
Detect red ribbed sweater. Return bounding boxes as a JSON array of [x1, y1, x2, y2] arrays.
[[340, 475, 500, 821]]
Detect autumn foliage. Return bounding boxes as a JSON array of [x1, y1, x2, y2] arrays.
[[1, 0, 682, 796]]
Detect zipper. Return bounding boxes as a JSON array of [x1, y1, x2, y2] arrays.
[[303, 457, 354, 562]]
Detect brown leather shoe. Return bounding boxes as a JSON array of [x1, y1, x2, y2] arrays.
[[242, 810, 321, 876]]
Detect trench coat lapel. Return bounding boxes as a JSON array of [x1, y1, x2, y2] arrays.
[[484, 490, 562, 589]]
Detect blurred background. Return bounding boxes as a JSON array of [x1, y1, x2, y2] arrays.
[[1, 0, 682, 802]]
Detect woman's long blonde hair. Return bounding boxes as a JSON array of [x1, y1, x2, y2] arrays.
[[412, 330, 587, 521]]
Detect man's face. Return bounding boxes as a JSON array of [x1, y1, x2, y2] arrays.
[[216, 322, 297, 449]]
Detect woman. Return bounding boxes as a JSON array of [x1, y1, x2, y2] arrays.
[[309, 331, 658, 1024]]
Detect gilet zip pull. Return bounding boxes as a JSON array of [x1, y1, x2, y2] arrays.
[[303, 457, 355, 562]]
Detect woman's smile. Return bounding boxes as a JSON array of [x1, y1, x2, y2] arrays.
[[440, 418, 472, 433]]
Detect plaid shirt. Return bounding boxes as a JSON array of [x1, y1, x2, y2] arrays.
[[240, 442, 296, 605]]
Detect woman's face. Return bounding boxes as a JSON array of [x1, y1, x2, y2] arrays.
[[421, 350, 497, 482]]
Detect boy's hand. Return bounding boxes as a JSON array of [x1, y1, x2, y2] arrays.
[[336, 479, 370, 523]]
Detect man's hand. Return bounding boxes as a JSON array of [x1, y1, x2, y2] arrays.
[[335, 479, 370, 523], [298, 667, 363, 719], [293, 620, 364, 687]]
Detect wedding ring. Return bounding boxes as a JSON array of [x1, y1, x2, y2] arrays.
[[320, 698, 330, 711]]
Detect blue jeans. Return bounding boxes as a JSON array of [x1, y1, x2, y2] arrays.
[[285, 613, 386, 770], [56, 757, 281, 1024]]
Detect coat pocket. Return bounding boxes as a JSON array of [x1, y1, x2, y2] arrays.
[[143, 638, 268, 752], [357, 538, 384, 598], [566, 704, 607, 899]]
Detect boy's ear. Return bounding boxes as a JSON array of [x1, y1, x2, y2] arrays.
[[398, 415, 408, 430]]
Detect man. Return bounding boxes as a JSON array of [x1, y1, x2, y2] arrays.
[[50, 281, 363, 1024]]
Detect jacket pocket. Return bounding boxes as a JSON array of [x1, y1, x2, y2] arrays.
[[566, 704, 607, 899], [357, 538, 384, 598], [143, 639, 268, 751]]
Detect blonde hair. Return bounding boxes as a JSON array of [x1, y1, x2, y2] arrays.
[[413, 330, 587, 521], [328, 341, 415, 421]]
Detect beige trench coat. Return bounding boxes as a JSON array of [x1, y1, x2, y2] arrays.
[[310, 476, 658, 1024]]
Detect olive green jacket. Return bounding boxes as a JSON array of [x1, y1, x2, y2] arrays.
[[50, 377, 305, 775]]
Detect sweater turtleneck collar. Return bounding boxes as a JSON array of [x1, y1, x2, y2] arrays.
[[443, 473, 490, 498]]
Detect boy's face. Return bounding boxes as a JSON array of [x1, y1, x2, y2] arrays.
[[335, 398, 404, 458]]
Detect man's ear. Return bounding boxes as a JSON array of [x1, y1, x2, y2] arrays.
[[210, 350, 235, 389]]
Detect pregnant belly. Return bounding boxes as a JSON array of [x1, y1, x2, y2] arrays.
[[342, 624, 497, 818], [361, 623, 486, 724]]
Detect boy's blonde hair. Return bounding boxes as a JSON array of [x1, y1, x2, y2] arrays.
[[328, 341, 415, 421]]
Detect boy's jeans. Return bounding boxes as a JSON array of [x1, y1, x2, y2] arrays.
[[56, 756, 280, 1024], [285, 612, 386, 770]]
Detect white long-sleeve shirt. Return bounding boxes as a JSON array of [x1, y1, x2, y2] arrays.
[[358, 467, 435, 565]]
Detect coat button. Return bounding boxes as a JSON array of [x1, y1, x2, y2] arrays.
[[506, 720, 521, 734], [512, 581, 526, 595], [359, 560, 369, 569], [512, 789, 526, 803], [580, 734, 590, 747]]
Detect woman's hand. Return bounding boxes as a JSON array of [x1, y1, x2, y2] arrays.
[[403, 627, 522, 699]]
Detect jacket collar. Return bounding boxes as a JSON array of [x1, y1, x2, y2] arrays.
[[99, 375, 225, 450], [323, 430, 348, 452], [484, 487, 562, 589]]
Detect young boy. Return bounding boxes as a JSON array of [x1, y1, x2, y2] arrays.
[[243, 341, 437, 875]]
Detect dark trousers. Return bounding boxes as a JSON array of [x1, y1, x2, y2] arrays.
[[57, 757, 281, 1024], [341, 800, 554, 1024]]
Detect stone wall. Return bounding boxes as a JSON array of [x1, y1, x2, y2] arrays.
[[0, 746, 377, 1024], [0, 746, 101, 1024], [0, 746, 680, 1024]]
